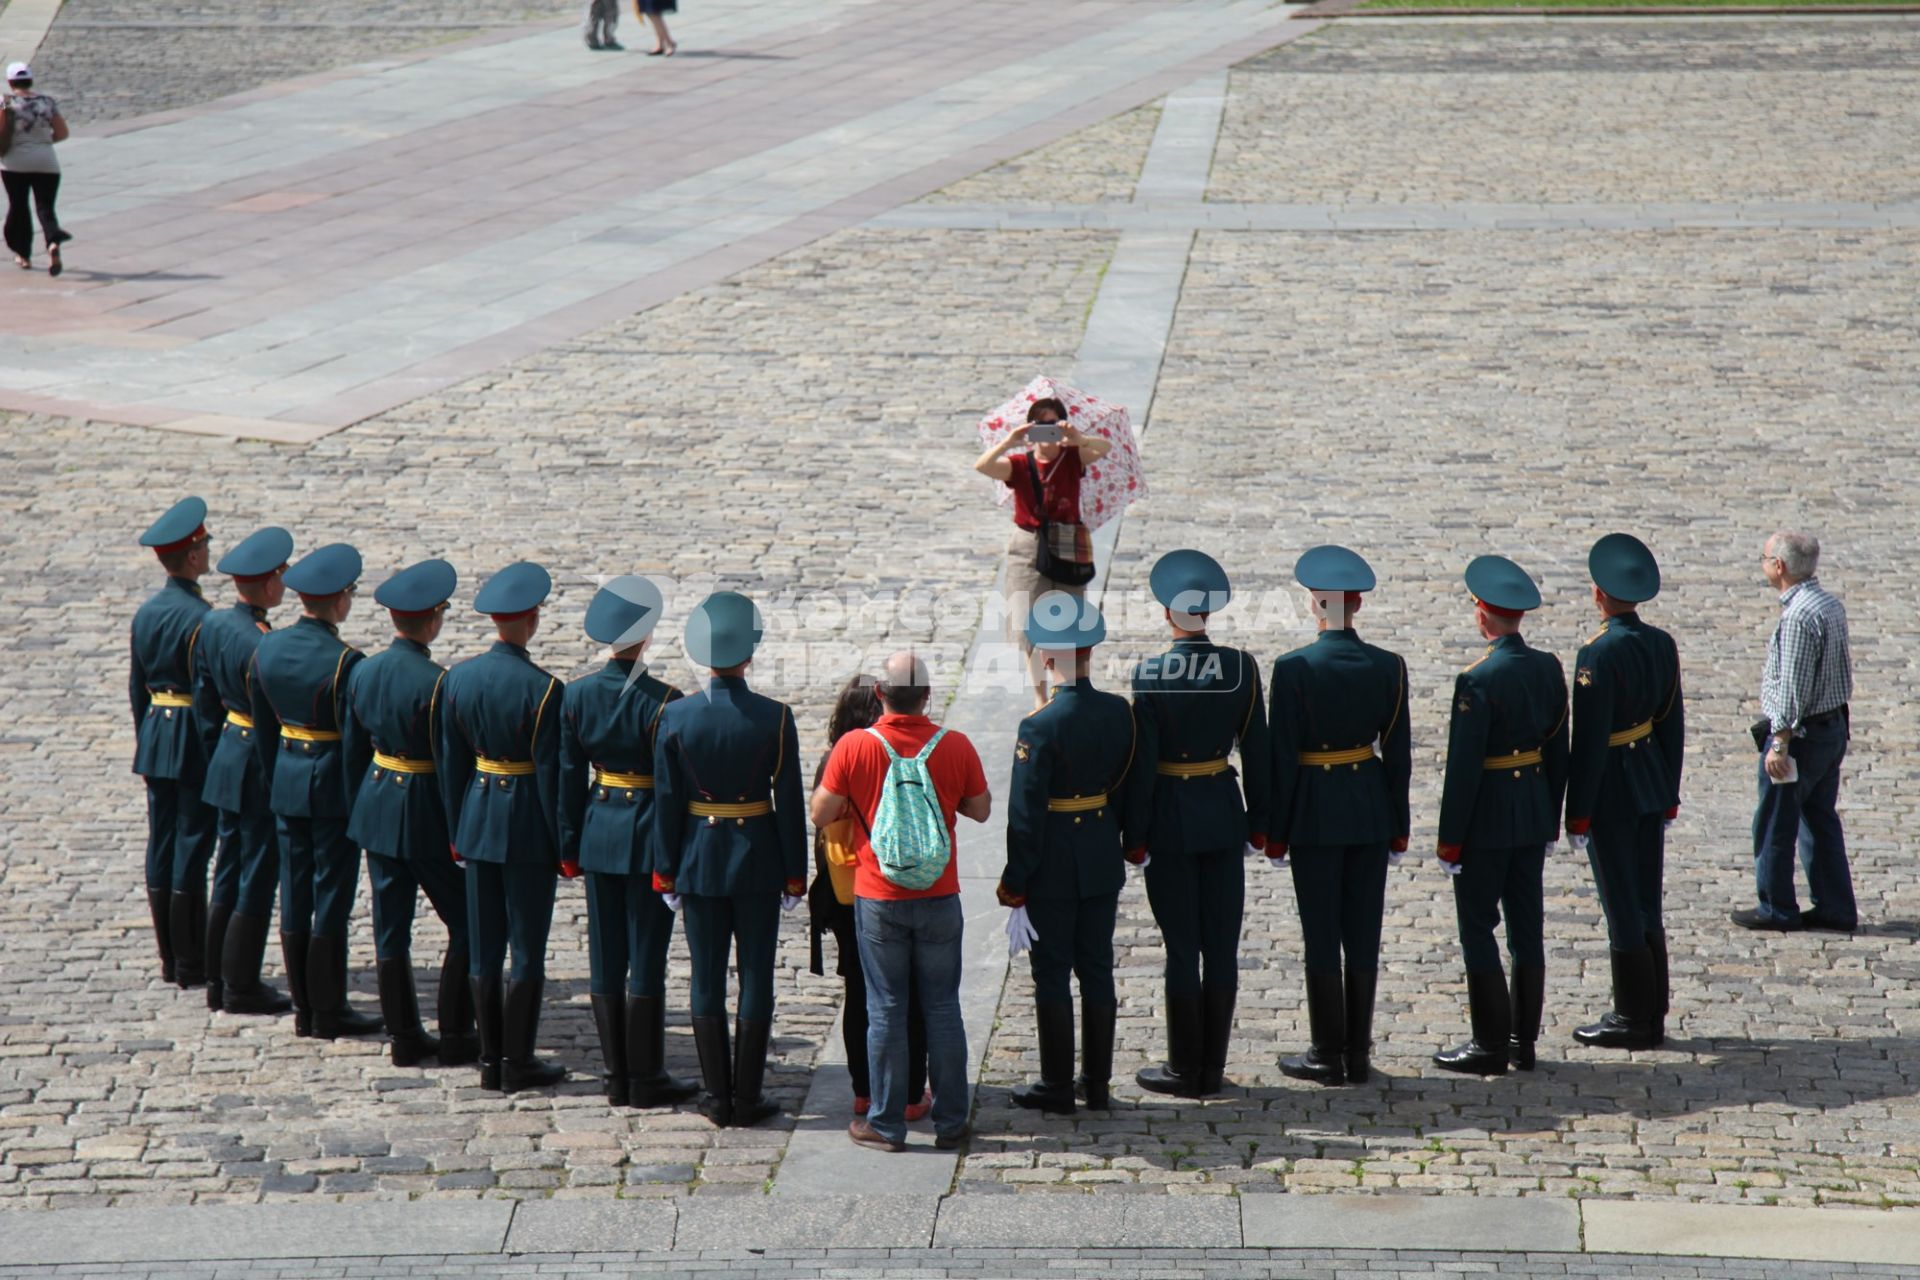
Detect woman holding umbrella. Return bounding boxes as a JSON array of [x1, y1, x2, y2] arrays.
[[974, 396, 1112, 711]]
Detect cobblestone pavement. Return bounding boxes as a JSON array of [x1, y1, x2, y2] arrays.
[[925, 101, 1164, 206], [0, 1248, 1910, 1279], [5, 6, 1920, 1226]]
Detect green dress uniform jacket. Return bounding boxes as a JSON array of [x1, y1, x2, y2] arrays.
[[1438, 634, 1570, 851], [248, 615, 362, 821], [1267, 629, 1412, 850], [1001, 678, 1140, 902], [343, 637, 450, 862], [194, 602, 272, 815], [1566, 615, 1684, 828], [1125, 637, 1270, 854], [560, 661, 682, 878], [435, 640, 564, 866], [131, 576, 214, 786]]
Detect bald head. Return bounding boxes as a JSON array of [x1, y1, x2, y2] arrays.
[[877, 650, 931, 715]]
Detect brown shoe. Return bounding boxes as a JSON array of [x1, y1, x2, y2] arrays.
[[847, 1119, 905, 1152]]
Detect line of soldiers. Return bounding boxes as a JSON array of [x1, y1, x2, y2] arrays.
[[132, 493, 1683, 1122]]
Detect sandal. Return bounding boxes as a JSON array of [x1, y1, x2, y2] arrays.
[[47, 244, 61, 277]]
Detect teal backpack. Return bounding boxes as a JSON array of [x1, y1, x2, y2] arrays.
[[862, 726, 953, 891]]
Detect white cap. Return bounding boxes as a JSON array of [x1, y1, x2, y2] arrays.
[[5, 63, 29, 81]]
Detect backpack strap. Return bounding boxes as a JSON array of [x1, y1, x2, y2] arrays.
[[864, 725, 902, 762], [912, 727, 947, 763]]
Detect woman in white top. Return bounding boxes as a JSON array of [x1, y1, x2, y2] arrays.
[[1, 62, 72, 276]]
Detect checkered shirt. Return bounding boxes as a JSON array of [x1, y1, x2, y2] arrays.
[[1761, 576, 1851, 734]]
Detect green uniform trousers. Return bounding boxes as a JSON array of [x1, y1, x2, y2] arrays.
[[1143, 847, 1244, 998]]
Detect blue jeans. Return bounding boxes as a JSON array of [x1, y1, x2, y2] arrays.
[[854, 895, 969, 1146], [1752, 719, 1855, 926]]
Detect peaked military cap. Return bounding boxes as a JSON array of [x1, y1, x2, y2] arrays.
[[1294, 544, 1376, 593], [585, 574, 665, 647], [283, 542, 362, 596], [1588, 533, 1660, 604], [1464, 554, 1541, 616], [686, 590, 762, 668], [473, 561, 552, 615], [375, 558, 457, 614], [139, 496, 208, 552], [1026, 591, 1106, 651], [1150, 549, 1231, 620], [217, 526, 293, 581]]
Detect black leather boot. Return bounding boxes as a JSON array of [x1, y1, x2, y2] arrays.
[[170, 889, 206, 988], [203, 900, 233, 1011], [435, 946, 479, 1066], [1011, 1003, 1077, 1115], [628, 995, 697, 1107], [1434, 970, 1511, 1075], [472, 973, 504, 1091], [221, 914, 291, 1014], [1647, 930, 1670, 1047], [282, 931, 313, 1036], [1509, 965, 1545, 1071], [1198, 983, 1236, 1095], [501, 977, 566, 1091], [591, 995, 630, 1107], [1077, 1000, 1115, 1110], [147, 888, 175, 985], [1135, 994, 1203, 1097], [1344, 968, 1378, 1084], [731, 1017, 779, 1127], [690, 1015, 732, 1126], [1280, 971, 1348, 1085], [1574, 949, 1656, 1050], [377, 958, 440, 1067], [308, 935, 383, 1039]]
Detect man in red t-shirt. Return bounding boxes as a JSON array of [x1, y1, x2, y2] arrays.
[[811, 652, 990, 1153]]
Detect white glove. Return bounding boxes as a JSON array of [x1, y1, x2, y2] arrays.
[[661, 892, 681, 912], [781, 894, 802, 913], [1128, 853, 1151, 873], [1005, 905, 1038, 957], [1388, 848, 1404, 867], [1267, 850, 1289, 870], [1569, 833, 1590, 853], [1243, 842, 1261, 858], [1442, 860, 1462, 877]]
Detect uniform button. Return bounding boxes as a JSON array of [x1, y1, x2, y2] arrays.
[[1073, 816, 1082, 825], [736, 818, 746, 827], [1513, 770, 1522, 779], [497, 778, 509, 789], [625, 790, 635, 801], [164, 709, 174, 720], [596, 788, 607, 801]]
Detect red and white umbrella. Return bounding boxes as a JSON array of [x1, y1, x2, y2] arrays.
[[976, 375, 1145, 532]]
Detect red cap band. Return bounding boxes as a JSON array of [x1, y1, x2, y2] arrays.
[[489, 608, 536, 624], [1475, 599, 1527, 620], [152, 524, 207, 556]]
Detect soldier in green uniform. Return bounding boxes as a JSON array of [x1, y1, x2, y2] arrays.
[[998, 595, 1139, 1114], [651, 592, 807, 1127], [192, 525, 294, 1015], [249, 543, 383, 1039], [342, 559, 480, 1069], [559, 576, 698, 1109], [1267, 546, 1411, 1086], [1127, 550, 1270, 1098], [131, 497, 216, 986], [437, 562, 569, 1093], [1566, 534, 1684, 1051], [1432, 556, 1569, 1076]]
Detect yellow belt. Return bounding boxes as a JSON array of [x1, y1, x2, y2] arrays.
[[689, 799, 772, 818], [1047, 793, 1108, 814], [1298, 745, 1375, 769], [596, 769, 654, 790], [282, 724, 341, 743], [475, 755, 535, 776], [374, 751, 435, 775], [1609, 720, 1653, 748], [226, 710, 254, 730], [1156, 758, 1230, 779], [1483, 749, 1544, 770], [148, 690, 193, 708]]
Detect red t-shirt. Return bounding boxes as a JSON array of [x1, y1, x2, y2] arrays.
[[818, 713, 987, 901], [1006, 449, 1083, 531]]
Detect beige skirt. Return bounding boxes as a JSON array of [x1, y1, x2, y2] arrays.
[[1005, 527, 1087, 656]]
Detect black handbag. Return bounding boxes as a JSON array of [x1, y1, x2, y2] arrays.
[[1021, 449, 1095, 587]]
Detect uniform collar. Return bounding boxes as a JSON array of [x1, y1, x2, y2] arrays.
[[607, 657, 639, 674], [706, 674, 749, 695], [1780, 577, 1816, 607], [1316, 627, 1358, 644], [490, 639, 529, 659], [1053, 676, 1095, 694], [1491, 632, 1527, 653], [297, 614, 339, 637], [233, 601, 267, 623], [1172, 633, 1210, 647], [166, 575, 204, 598], [391, 637, 430, 658]]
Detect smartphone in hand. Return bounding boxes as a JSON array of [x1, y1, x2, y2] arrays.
[[1026, 423, 1065, 444]]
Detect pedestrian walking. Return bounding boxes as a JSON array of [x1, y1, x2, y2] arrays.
[[1432, 556, 1568, 1076], [813, 652, 990, 1153], [1735, 530, 1856, 933], [635, 0, 677, 55], [1565, 533, 1684, 1050], [1, 63, 71, 275], [584, 0, 623, 50], [1267, 546, 1411, 1087]]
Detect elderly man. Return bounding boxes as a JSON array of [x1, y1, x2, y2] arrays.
[[1734, 531, 1855, 933], [812, 651, 989, 1152]]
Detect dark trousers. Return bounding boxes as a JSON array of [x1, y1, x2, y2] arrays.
[[212, 803, 279, 918], [277, 815, 360, 940], [145, 777, 217, 893], [585, 870, 675, 997], [1586, 810, 1665, 950], [1752, 720, 1856, 927], [1143, 846, 1244, 998], [1289, 843, 1388, 976], [1452, 842, 1546, 974], [368, 848, 469, 961], [1023, 892, 1118, 1007], [681, 892, 780, 1021], [2, 170, 61, 260], [464, 860, 556, 981]]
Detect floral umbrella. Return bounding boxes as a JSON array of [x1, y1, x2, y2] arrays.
[[976, 375, 1145, 532]]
